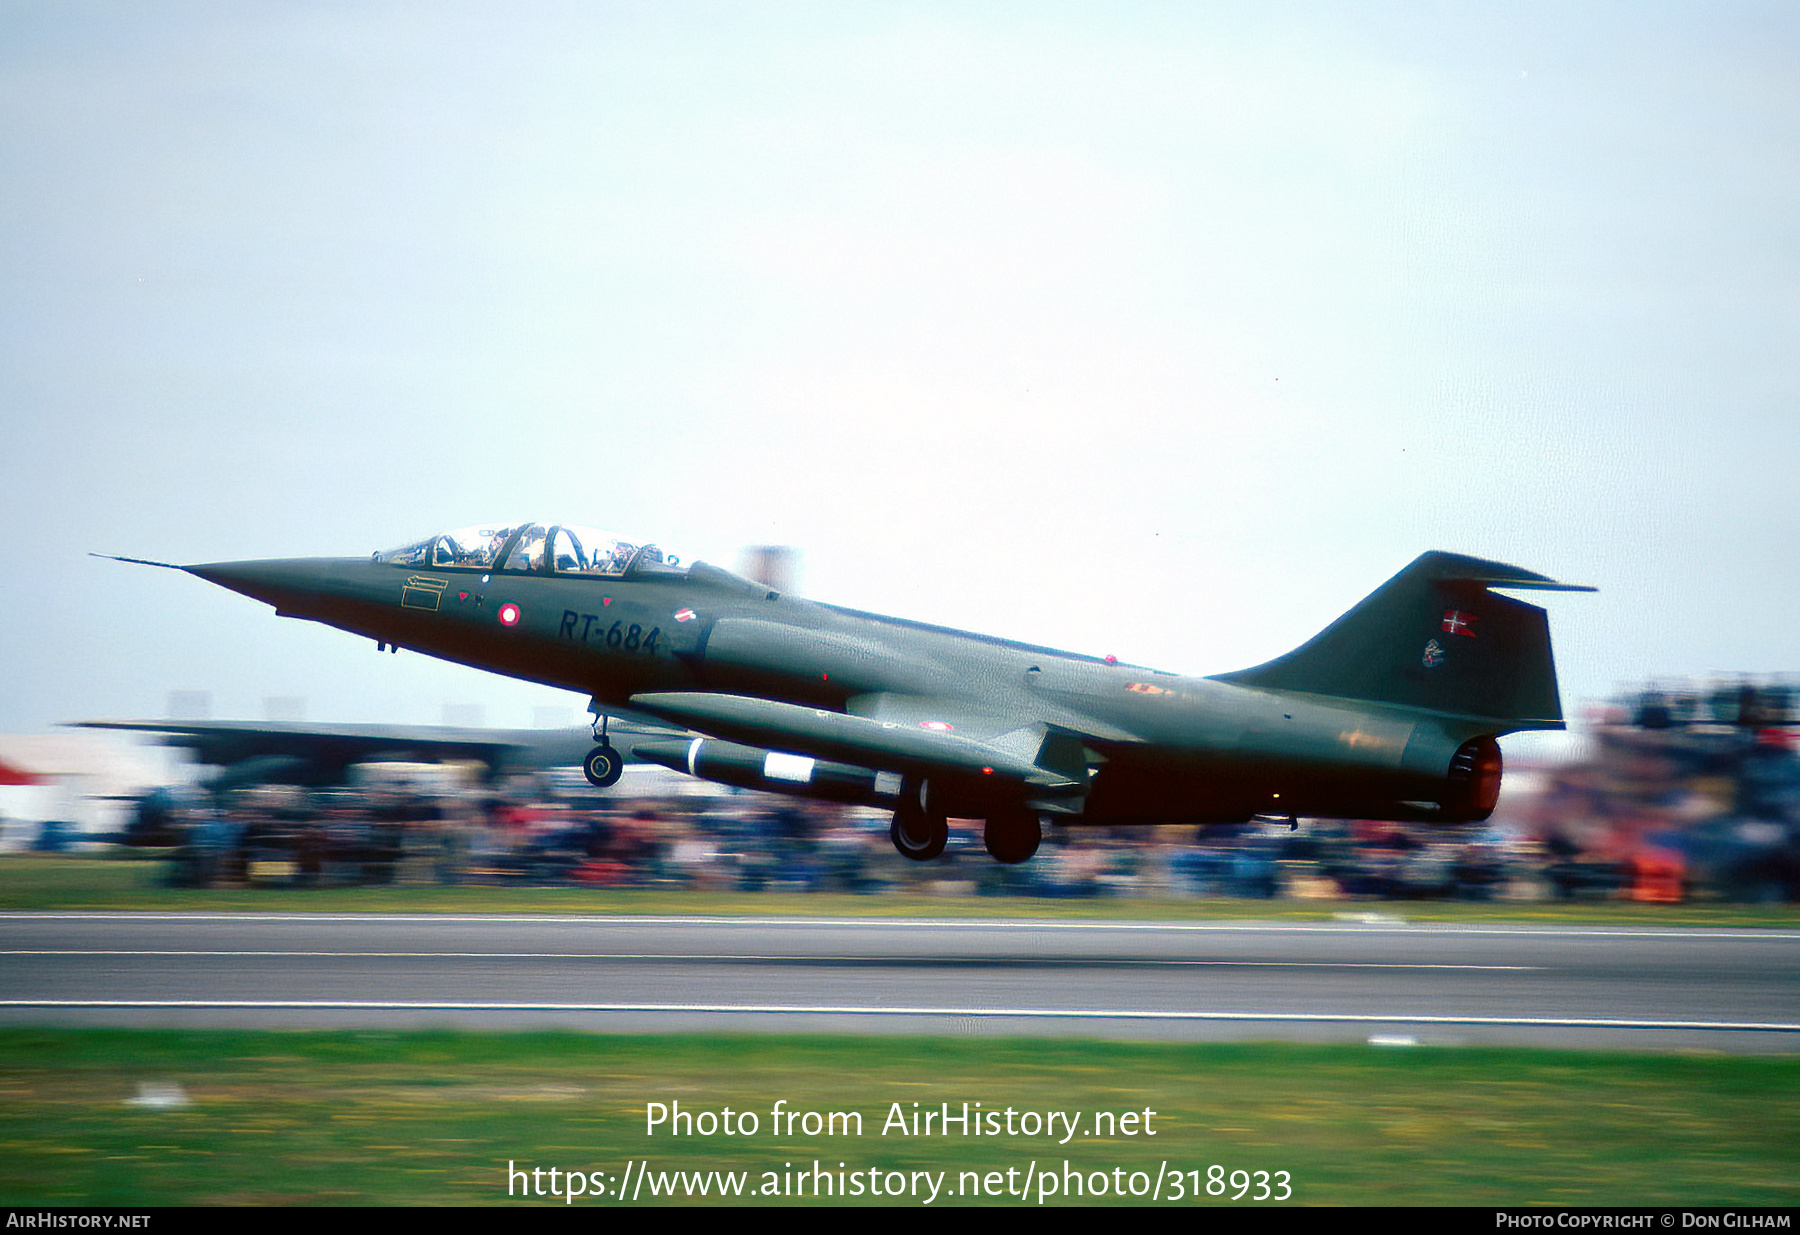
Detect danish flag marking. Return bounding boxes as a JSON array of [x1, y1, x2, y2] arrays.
[[1442, 609, 1478, 637]]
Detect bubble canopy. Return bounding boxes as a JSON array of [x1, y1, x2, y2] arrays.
[[377, 524, 685, 579]]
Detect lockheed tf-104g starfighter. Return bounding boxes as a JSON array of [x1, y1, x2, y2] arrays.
[[110, 523, 1589, 864]]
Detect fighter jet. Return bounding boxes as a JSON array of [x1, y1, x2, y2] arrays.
[[105, 523, 1590, 863]]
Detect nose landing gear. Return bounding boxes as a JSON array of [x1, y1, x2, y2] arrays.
[[582, 708, 624, 788], [583, 743, 624, 788]]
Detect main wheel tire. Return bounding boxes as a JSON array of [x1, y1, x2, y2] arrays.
[[582, 744, 624, 788], [983, 808, 1042, 864], [890, 801, 948, 861]]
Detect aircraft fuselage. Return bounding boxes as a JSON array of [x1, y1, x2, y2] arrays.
[[184, 550, 1542, 829]]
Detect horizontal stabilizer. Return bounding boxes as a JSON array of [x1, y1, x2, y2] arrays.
[[1410, 554, 1595, 593]]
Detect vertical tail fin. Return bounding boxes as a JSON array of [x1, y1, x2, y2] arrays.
[[1213, 551, 1592, 729]]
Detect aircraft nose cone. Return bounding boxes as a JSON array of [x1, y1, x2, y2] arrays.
[[185, 558, 347, 611]]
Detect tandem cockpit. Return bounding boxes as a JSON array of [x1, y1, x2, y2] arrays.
[[376, 523, 687, 580]]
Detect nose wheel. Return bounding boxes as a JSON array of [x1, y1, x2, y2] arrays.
[[583, 743, 624, 788]]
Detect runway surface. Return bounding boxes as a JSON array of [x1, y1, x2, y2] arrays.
[[3, 912, 1797, 1051]]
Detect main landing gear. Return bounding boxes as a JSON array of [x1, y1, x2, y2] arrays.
[[887, 781, 1044, 865], [582, 710, 624, 789], [890, 791, 947, 861], [982, 807, 1043, 865]]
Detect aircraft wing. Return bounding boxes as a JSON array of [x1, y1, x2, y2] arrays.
[[72, 718, 666, 781]]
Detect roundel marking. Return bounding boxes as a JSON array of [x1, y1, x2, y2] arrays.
[[498, 602, 522, 627]]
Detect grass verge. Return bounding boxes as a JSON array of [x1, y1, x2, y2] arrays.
[[0, 1029, 1794, 1206], [5, 854, 1799, 927]]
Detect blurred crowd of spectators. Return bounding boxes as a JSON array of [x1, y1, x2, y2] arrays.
[[1521, 679, 1798, 903], [117, 677, 1798, 903], [138, 779, 1533, 901]]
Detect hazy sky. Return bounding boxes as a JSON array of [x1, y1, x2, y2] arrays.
[[2, 3, 1795, 761]]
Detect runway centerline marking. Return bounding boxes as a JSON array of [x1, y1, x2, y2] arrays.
[[1, 999, 1793, 1033]]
